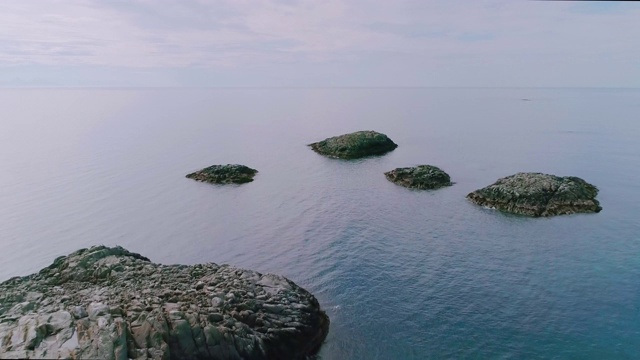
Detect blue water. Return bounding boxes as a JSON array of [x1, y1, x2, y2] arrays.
[[0, 88, 639, 359]]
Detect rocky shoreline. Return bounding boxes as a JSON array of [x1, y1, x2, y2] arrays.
[[0, 246, 329, 359], [308, 130, 397, 159], [467, 172, 602, 217]]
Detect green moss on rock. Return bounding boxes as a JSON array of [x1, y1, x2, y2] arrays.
[[385, 165, 453, 190], [186, 164, 258, 184], [308, 131, 397, 159], [467, 172, 602, 217]]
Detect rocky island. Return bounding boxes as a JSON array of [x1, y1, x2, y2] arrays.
[[186, 164, 258, 184], [467, 172, 602, 217], [384, 165, 453, 190], [0, 246, 329, 359], [308, 130, 397, 159]]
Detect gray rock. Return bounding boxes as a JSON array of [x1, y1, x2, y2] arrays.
[[467, 172, 602, 217], [87, 302, 110, 320], [71, 305, 88, 319], [384, 165, 453, 190], [186, 164, 258, 184], [0, 246, 329, 359], [308, 130, 398, 159]]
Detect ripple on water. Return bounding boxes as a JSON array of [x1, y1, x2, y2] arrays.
[[1, 88, 639, 359]]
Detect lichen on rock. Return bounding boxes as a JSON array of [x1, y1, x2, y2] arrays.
[[466, 172, 602, 217], [308, 130, 397, 159], [186, 164, 258, 184], [384, 165, 453, 190], [0, 246, 329, 359]]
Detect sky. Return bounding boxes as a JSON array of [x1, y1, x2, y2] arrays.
[[0, 0, 638, 87]]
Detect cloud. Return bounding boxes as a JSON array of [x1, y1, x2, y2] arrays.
[[0, 0, 639, 86]]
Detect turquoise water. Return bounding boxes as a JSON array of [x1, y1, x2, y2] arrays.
[[0, 88, 639, 359]]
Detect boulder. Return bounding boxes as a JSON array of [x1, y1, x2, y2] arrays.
[[186, 164, 257, 184], [308, 131, 397, 159], [467, 172, 602, 217], [0, 246, 329, 359], [384, 165, 453, 190]]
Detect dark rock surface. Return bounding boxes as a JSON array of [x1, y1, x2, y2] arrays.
[[186, 164, 258, 184], [0, 246, 329, 359], [384, 165, 453, 190], [467, 172, 602, 217], [308, 131, 397, 159]]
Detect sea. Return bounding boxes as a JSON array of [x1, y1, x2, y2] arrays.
[[0, 88, 638, 359]]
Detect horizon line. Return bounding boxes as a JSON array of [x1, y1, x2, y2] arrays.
[[1, 85, 639, 90]]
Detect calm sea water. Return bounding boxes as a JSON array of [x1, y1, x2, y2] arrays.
[[1, 88, 639, 359]]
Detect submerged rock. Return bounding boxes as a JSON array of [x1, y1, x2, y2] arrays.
[[467, 172, 602, 217], [0, 246, 329, 359], [384, 165, 453, 190], [308, 130, 397, 159], [186, 164, 258, 184]]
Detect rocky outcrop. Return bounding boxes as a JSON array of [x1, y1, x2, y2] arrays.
[[384, 165, 453, 190], [186, 164, 258, 184], [0, 246, 329, 359], [467, 172, 602, 217], [308, 131, 397, 159]]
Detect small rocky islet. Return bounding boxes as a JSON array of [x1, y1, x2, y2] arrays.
[[308, 130, 397, 159], [0, 246, 329, 359], [385, 165, 453, 190], [467, 172, 602, 217], [186, 164, 258, 184]]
